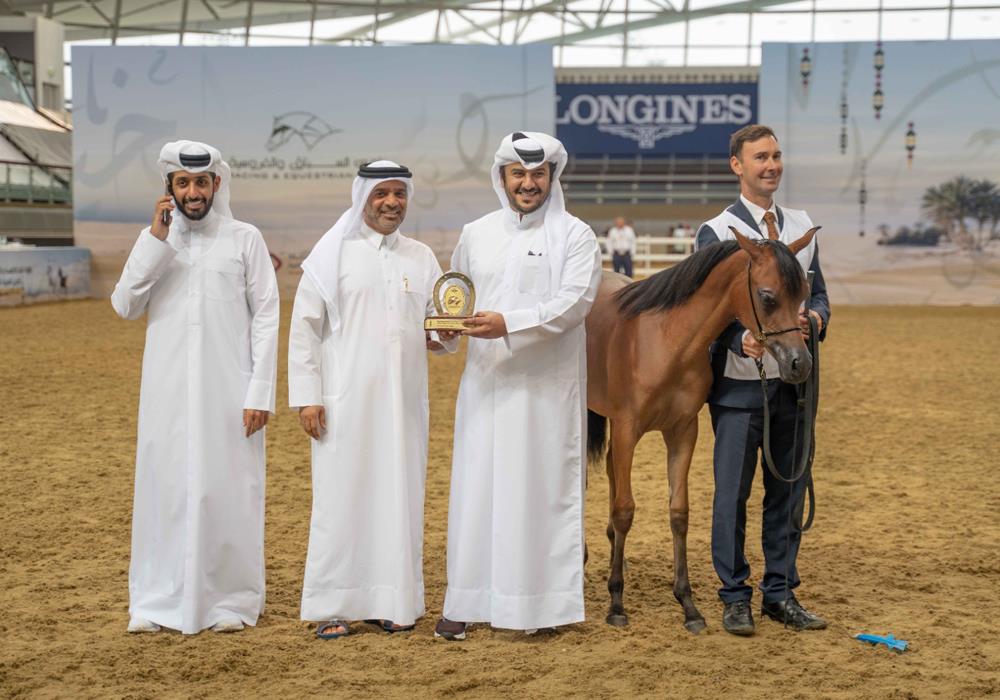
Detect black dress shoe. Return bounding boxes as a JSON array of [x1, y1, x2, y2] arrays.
[[722, 600, 755, 636], [761, 597, 827, 631]]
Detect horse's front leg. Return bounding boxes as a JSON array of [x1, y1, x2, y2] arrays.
[[607, 422, 638, 627], [663, 417, 706, 634]]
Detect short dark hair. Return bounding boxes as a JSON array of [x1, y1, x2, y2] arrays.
[[729, 124, 777, 159]]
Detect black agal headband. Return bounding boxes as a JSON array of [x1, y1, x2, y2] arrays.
[[178, 151, 213, 169], [511, 132, 546, 166], [358, 163, 412, 179]]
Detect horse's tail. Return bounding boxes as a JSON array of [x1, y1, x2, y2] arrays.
[[587, 409, 609, 465]]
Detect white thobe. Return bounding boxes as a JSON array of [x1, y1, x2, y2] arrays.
[[111, 209, 279, 634], [443, 207, 602, 630], [289, 225, 451, 626]]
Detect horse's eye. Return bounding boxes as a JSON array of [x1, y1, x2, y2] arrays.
[[758, 290, 778, 312]]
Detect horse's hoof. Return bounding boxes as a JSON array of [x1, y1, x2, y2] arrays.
[[606, 613, 629, 627], [684, 618, 707, 635]]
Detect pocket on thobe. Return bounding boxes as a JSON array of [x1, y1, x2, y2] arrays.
[[203, 257, 245, 302], [517, 255, 550, 296]]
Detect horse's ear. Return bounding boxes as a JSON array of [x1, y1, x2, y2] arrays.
[[728, 226, 763, 260], [788, 226, 820, 255]]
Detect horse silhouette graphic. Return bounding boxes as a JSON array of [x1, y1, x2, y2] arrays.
[[597, 124, 697, 150], [267, 112, 341, 151]]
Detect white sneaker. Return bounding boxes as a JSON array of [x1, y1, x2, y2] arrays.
[[211, 618, 245, 633], [525, 628, 538, 635], [127, 617, 161, 633]]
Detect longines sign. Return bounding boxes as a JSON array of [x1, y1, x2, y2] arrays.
[[556, 82, 757, 156]]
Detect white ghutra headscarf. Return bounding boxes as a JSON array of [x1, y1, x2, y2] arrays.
[[491, 131, 572, 290], [157, 140, 233, 219], [300, 160, 414, 333]]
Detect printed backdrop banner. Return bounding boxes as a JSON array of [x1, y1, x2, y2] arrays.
[[71, 45, 554, 295], [556, 82, 756, 157], [760, 39, 1000, 305], [0, 247, 91, 306]]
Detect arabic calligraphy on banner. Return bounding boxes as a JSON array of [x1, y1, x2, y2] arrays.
[[556, 82, 757, 157], [228, 155, 363, 182]]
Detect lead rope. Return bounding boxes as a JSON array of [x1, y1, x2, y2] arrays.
[[755, 311, 819, 626], [748, 256, 817, 523], [746, 256, 819, 626]]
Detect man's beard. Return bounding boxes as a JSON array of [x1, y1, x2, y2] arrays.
[[177, 194, 214, 220], [508, 186, 549, 215]]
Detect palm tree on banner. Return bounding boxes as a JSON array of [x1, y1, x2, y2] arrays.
[[922, 177, 1000, 251], [987, 189, 1000, 242], [968, 179, 1000, 246], [922, 176, 975, 249]]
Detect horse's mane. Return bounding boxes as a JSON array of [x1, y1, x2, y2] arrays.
[[615, 239, 805, 318]]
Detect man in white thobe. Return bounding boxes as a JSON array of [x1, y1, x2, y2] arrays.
[[436, 132, 603, 639], [111, 140, 279, 635], [289, 161, 455, 639]]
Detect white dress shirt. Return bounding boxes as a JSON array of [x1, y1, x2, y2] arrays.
[[739, 194, 778, 239], [607, 225, 637, 256]]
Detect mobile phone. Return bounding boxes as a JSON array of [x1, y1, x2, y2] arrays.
[[162, 183, 173, 225]]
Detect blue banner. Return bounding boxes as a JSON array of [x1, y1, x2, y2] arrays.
[[556, 82, 757, 157]]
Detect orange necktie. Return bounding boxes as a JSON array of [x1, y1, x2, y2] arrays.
[[762, 211, 779, 240]]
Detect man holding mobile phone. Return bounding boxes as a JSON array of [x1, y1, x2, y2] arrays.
[[111, 140, 279, 635]]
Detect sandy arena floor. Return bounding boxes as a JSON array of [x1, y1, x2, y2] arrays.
[[1, 301, 998, 698]]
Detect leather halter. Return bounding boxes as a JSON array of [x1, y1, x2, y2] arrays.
[[746, 250, 801, 344]]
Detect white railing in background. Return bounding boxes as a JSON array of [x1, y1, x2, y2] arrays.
[[601, 236, 696, 276]]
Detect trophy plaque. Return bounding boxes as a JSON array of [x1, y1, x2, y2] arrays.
[[424, 272, 476, 331]]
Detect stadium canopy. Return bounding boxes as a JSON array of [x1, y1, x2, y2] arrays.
[[5, 0, 1000, 67]]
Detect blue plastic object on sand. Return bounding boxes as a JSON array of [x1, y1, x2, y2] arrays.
[[855, 633, 909, 652]]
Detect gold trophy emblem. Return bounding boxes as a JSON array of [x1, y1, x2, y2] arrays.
[[425, 272, 475, 331]]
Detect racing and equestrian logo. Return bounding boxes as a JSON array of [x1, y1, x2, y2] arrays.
[[267, 112, 341, 151]]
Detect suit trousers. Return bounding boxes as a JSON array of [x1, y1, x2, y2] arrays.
[[709, 385, 809, 605], [612, 252, 633, 278]]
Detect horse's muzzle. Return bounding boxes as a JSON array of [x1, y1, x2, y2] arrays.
[[776, 347, 813, 384]]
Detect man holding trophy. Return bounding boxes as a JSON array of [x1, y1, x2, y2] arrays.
[[288, 161, 456, 639], [436, 132, 603, 639]]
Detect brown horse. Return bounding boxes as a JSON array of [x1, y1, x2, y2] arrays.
[[585, 226, 818, 632]]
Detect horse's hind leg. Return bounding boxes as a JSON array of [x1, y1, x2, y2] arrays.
[[605, 440, 616, 566], [664, 418, 706, 634], [607, 424, 637, 627]]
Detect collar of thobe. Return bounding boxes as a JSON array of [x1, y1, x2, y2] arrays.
[[506, 199, 548, 232], [740, 194, 778, 235], [173, 208, 220, 235], [359, 221, 400, 250], [300, 160, 415, 333], [158, 140, 234, 219], [491, 131, 571, 289]]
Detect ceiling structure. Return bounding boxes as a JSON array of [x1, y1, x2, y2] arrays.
[[4, 0, 1000, 67]]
